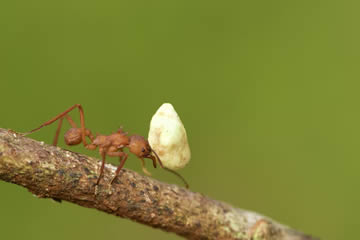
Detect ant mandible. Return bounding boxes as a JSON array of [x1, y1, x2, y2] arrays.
[[25, 104, 188, 188]]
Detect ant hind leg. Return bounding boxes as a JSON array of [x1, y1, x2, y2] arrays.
[[25, 104, 88, 147], [52, 117, 64, 146]]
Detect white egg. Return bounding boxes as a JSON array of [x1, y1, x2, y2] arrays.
[[148, 103, 191, 170]]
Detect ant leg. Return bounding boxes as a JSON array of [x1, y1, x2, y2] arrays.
[[52, 117, 64, 146], [109, 152, 128, 184], [139, 158, 152, 176], [52, 114, 78, 146], [96, 150, 107, 185], [65, 114, 77, 128], [26, 104, 81, 133], [26, 104, 88, 147]]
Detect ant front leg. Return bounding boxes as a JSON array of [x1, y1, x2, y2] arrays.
[[139, 157, 152, 176]]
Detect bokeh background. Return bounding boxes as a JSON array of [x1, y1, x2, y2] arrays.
[[0, 1, 358, 239]]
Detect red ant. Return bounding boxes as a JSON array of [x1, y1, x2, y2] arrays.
[[25, 104, 188, 188]]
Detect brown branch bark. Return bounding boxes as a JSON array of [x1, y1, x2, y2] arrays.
[[0, 128, 317, 240]]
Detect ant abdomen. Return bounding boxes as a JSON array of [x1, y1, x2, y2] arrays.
[[64, 128, 82, 145]]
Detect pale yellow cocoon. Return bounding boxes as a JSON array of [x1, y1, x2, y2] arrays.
[[148, 103, 191, 170]]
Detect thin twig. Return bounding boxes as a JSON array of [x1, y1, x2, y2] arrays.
[[0, 128, 317, 240]]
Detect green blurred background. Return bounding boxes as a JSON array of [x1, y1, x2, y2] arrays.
[[0, 1, 358, 239]]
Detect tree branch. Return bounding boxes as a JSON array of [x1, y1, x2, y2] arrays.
[[0, 128, 317, 240]]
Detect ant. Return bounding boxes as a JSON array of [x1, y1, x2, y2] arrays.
[[25, 104, 189, 188]]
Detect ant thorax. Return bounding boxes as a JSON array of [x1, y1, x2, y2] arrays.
[[92, 132, 129, 149]]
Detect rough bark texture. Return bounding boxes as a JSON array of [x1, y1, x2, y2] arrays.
[[0, 128, 317, 240]]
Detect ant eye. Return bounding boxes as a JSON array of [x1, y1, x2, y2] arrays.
[[141, 148, 145, 152]]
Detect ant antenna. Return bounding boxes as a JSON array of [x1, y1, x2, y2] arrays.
[[152, 149, 189, 189]]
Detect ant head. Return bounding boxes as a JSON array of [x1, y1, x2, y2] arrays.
[[129, 135, 152, 158]]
